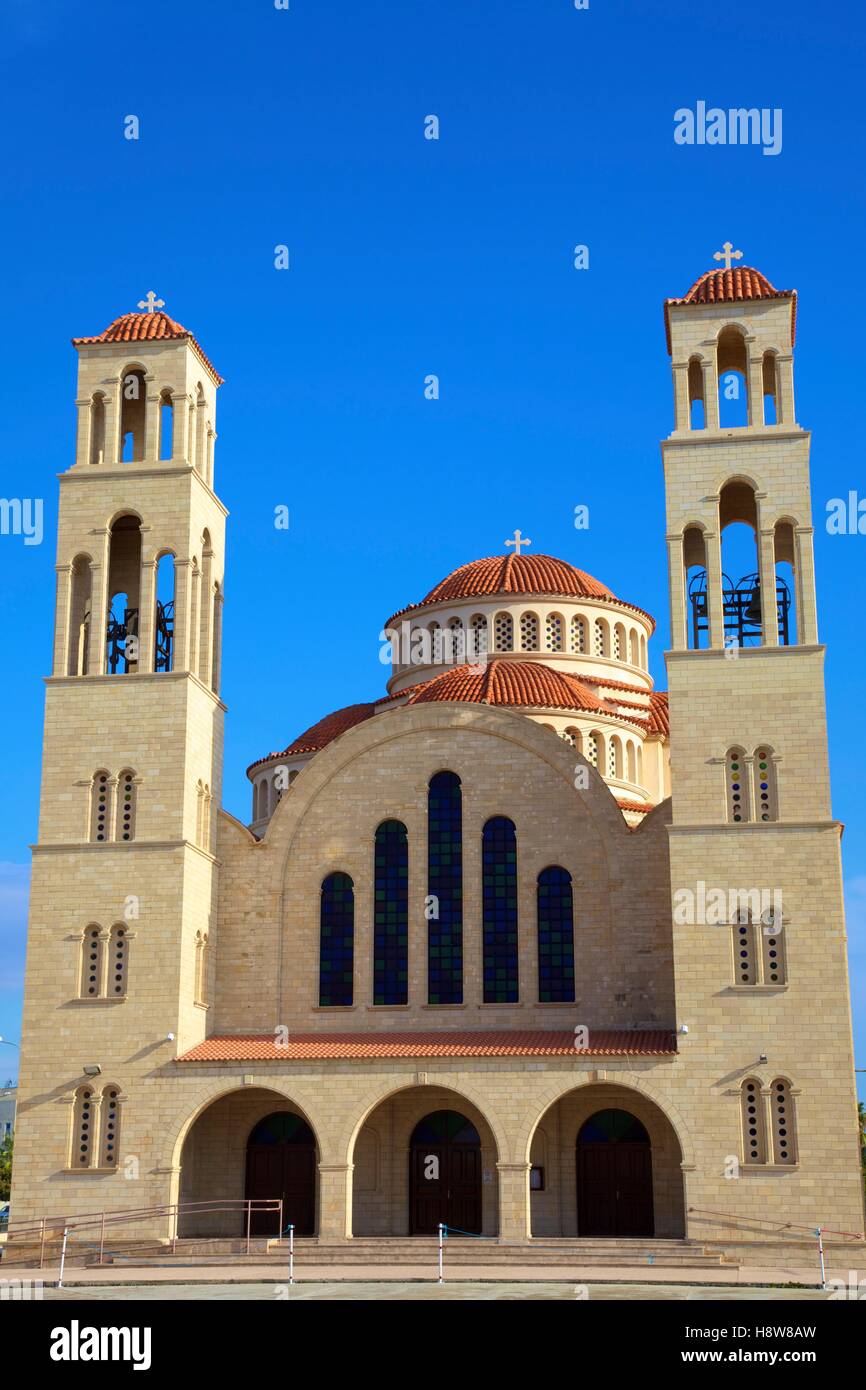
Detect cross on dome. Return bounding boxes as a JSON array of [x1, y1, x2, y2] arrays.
[[712, 242, 743, 272], [137, 290, 165, 314], [505, 529, 532, 556]]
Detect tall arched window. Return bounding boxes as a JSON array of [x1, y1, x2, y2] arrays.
[[732, 909, 757, 985], [105, 515, 142, 674], [593, 617, 608, 657], [626, 741, 636, 783], [158, 390, 174, 460], [753, 746, 778, 821], [519, 612, 538, 651], [628, 630, 638, 665], [537, 866, 575, 1003], [773, 522, 796, 645], [72, 1086, 95, 1167], [725, 747, 750, 823], [468, 615, 488, 663], [762, 350, 779, 425], [482, 816, 518, 1003], [717, 327, 749, 428], [720, 480, 761, 647], [319, 872, 355, 1007], [90, 770, 110, 842], [68, 554, 92, 675], [373, 820, 408, 1005], [687, 355, 705, 430], [613, 623, 625, 660], [760, 905, 786, 985], [120, 368, 147, 462], [154, 553, 175, 672], [427, 772, 462, 1005], [683, 525, 709, 650], [494, 612, 513, 652], [108, 925, 128, 997], [770, 1079, 796, 1164], [741, 1077, 767, 1164], [99, 1086, 122, 1168], [609, 735, 622, 779], [570, 615, 586, 653], [80, 925, 103, 998], [115, 770, 137, 842], [586, 732, 600, 767], [545, 613, 564, 652]]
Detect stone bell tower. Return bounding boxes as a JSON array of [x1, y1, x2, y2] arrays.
[[11, 297, 226, 1220], [661, 249, 863, 1237]]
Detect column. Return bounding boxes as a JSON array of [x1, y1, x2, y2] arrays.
[[317, 1163, 353, 1240], [53, 564, 72, 676], [172, 557, 194, 673], [666, 535, 687, 650], [198, 552, 215, 683], [777, 354, 795, 425], [748, 356, 764, 427], [103, 379, 121, 465], [702, 358, 720, 431], [496, 1162, 531, 1242], [137, 557, 158, 674], [74, 399, 91, 467], [704, 527, 725, 649], [87, 529, 111, 675], [671, 363, 690, 431], [757, 526, 778, 647], [795, 526, 819, 644], [144, 379, 159, 461], [171, 392, 189, 462]]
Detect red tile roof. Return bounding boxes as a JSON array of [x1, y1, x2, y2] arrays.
[[647, 691, 669, 735], [664, 266, 796, 354], [405, 659, 608, 712], [386, 554, 655, 629], [247, 701, 377, 774], [177, 1029, 677, 1062], [73, 310, 224, 384], [616, 799, 655, 815]]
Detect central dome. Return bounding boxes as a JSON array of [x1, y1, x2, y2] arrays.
[[408, 554, 615, 617]]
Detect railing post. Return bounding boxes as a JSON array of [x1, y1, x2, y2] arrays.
[[277, 1199, 283, 1240], [58, 1227, 69, 1289], [438, 1223, 445, 1284], [39, 1217, 46, 1270], [246, 1200, 252, 1256], [99, 1211, 106, 1265], [289, 1224, 294, 1285], [816, 1227, 826, 1289]]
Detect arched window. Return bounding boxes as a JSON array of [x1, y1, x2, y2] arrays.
[[519, 612, 538, 651], [717, 327, 749, 428], [732, 909, 758, 985], [427, 772, 463, 1005], [319, 872, 355, 1007], [687, 355, 705, 430], [108, 925, 128, 997], [613, 623, 625, 660], [586, 731, 599, 767], [628, 630, 638, 665], [683, 525, 709, 650], [537, 866, 575, 1003], [770, 1079, 796, 1164], [90, 770, 110, 842], [429, 622, 443, 663], [105, 515, 142, 674], [609, 735, 622, 779], [259, 778, 269, 821], [115, 769, 137, 842], [637, 743, 643, 782], [626, 741, 636, 783], [773, 522, 796, 645], [725, 747, 750, 823], [120, 368, 147, 462], [741, 1077, 767, 1164], [68, 554, 92, 676], [753, 746, 778, 822], [80, 925, 103, 998], [640, 633, 647, 667], [468, 615, 488, 663], [562, 727, 579, 748], [593, 617, 609, 657], [545, 613, 564, 652], [154, 552, 175, 672], [373, 820, 408, 1005], [720, 480, 761, 647], [760, 904, 786, 985], [494, 612, 513, 652], [482, 816, 518, 1003], [570, 614, 586, 653], [72, 1085, 95, 1167], [158, 390, 174, 460], [89, 392, 106, 465], [762, 350, 779, 425], [447, 617, 465, 663], [99, 1085, 122, 1168]]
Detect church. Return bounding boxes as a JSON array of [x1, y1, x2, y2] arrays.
[[9, 258, 865, 1263]]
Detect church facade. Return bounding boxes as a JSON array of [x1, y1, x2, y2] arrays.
[[10, 262, 864, 1257]]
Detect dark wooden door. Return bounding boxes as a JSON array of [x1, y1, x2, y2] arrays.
[[576, 1109, 653, 1237], [409, 1112, 482, 1235], [245, 1113, 317, 1236]]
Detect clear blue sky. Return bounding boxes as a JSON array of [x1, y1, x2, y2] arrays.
[[0, 0, 863, 1095]]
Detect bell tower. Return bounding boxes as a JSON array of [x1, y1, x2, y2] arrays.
[[12, 299, 227, 1220], [661, 252, 863, 1235]]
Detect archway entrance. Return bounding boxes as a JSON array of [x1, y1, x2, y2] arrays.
[[245, 1112, 317, 1235], [409, 1110, 482, 1235], [576, 1109, 653, 1237]]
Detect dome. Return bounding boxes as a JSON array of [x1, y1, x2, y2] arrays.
[[664, 265, 796, 353], [247, 701, 377, 774], [73, 309, 224, 384], [406, 660, 617, 715], [422, 553, 614, 604]]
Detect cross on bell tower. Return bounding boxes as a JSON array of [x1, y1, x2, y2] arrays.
[[712, 242, 743, 272], [505, 529, 532, 556]]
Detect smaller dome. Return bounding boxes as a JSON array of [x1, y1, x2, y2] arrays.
[[421, 553, 614, 604], [664, 265, 796, 353], [405, 660, 609, 712], [247, 701, 377, 774], [73, 309, 224, 384]]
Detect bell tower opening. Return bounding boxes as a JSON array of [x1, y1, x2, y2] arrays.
[[106, 514, 142, 674]]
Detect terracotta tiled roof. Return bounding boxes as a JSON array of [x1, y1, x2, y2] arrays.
[[403, 660, 648, 721], [73, 310, 224, 384], [247, 701, 377, 775], [177, 1029, 677, 1062], [386, 554, 655, 630], [616, 799, 655, 815], [664, 266, 796, 354], [646, 691, 669, 735]]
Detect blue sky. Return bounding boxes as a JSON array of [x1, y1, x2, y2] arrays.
[[0, 0, 863, 1095]]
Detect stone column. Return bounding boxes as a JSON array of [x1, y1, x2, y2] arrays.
[[173, 557, 194, 673], [318, 1163, 353, 1240], [53, 564, 72, 676], [103, 379, 121, 466], [671, 362, 690, 431], [777, 354, 795, 425], [757, 526, 778, 647], [666, 535, 687, 650], [144, 380, 159, 461], [74, 398, 91, 467], [702, 358, 720, 431], [704, 527, 725, 649], [87, 529, 111, 675], [496, 1161, 531, 1242], [171, 392, 189, 463], [748, 356, 765, 427], [137, 557, 158, 674], [795, 526, 819, 644]]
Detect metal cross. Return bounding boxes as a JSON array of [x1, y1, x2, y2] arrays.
[[713, 242, 743, 272], [505, 529, 532, 556], [137, 290, 165, 314]]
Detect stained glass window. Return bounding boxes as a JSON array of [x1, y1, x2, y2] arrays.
[[427, 772, 463, 1004], [578, 1109, 649, 1144], [537, 865, 575, 1002], [319, 871, 354, 1007], [410, 1110, 480, 1146], [482, 816, 518, 1003], [374, 820, 408, 1005]]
